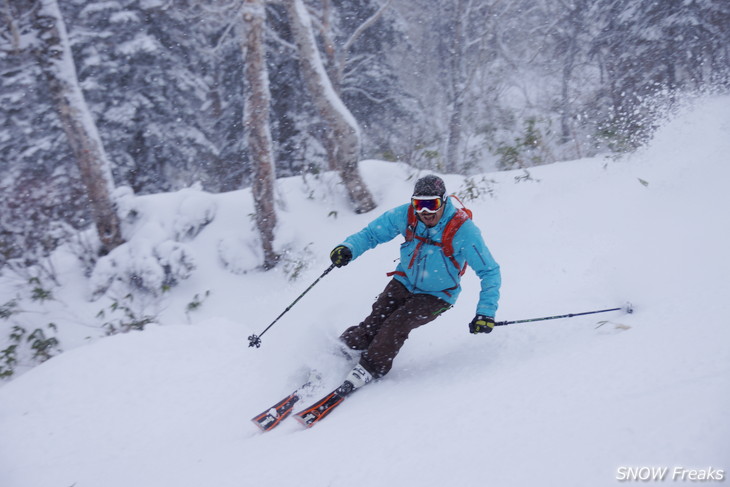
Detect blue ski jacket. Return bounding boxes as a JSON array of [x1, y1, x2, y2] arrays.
[[340, 198, 501, 317]]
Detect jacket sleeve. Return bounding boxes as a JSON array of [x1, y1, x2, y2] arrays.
[[340, 204, 409, 260], [456, 220, 501, 317]]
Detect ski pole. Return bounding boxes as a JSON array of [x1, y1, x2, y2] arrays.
[[248, 264, 336, 348], [495, 302, 633, 327]]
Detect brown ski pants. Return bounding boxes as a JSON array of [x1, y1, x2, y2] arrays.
[[339, 279, 451, 378]]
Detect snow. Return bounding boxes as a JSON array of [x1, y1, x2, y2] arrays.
[[1, 95, 729, 486]]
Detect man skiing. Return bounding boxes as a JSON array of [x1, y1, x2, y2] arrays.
[[329, 174, 501, 393], [252, 174, 502, 430]]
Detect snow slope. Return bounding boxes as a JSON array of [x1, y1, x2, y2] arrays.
[[1, 96, 729, 487]]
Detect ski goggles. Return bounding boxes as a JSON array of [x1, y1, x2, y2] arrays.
[[411, 196, 444, 213]]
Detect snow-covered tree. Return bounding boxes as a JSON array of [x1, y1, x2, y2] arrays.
[[66, 0, 221, 194], [315, 0, 413, 164], [240, 0, 279, 269], [589, 0, 730, 149], [22, 0, 124, 254], [1, 1, 82, 266], [283, 0, 376, 214], [546, 0, 592, 145], [3, 0, 730, 276]]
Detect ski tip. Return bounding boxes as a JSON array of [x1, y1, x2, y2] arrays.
[[293, 413, 316, 429], [251, 416, 273, 432], [251, 407, 293, 432], [251, 414, 286, 432]]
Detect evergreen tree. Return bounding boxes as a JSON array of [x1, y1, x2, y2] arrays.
[[67, 0, 219, 194], [1, 1, 87, 266]]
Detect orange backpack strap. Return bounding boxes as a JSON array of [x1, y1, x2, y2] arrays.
[[441, 209, 470, 275], [449, 194, 473, 219], [443, 195, 472, 275], [441, 209, 469, 258], [405, 204, 418, 242]]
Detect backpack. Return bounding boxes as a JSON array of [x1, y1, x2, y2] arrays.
[[404, 194, 473, 276]]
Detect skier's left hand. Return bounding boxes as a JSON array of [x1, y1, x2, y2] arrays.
[[469, 315, 495, 334]]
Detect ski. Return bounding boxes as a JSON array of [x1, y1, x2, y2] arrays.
[[251, 391, 301, 432], [293, 383, 353, 428], [251, 371, 323, 432]]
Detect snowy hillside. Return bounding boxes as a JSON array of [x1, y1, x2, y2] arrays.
[[1, 96, 729, 487]]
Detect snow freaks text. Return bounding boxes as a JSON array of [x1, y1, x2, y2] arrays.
[[616, 466, 726, 482]]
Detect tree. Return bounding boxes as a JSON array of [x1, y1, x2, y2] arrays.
[[283, 0, 376, 214], [67, 0, 223, 194], [430, 0, 505, 173], [444, 0, 468, 173], [313, 0, 411, 163], [26, 0, 124, 254], [549, 0, 591, 145], [588, 0, 730, 150], [240, 0, 279, 269]]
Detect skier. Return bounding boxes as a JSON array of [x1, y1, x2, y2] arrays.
[[329, 174, 501, 393]]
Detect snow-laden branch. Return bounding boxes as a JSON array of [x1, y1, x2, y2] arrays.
[[341, 85, 394, 105], [212, 0, 247, 52], [341, 0, 392, 54]]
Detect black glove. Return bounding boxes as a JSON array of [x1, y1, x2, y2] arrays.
[[469, 315, 495, 334], [330, 245, 353, 267]]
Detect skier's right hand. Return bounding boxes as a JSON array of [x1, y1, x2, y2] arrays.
[[330, 245, 353, 267], [469, 315, 495, 334]]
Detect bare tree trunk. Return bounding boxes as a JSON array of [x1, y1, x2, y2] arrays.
[[284, 0, 376, 214], [446, 95, 465, 174], [2, 1, 21, 53], [557, 0, 586, 146], [445, 0, 467, 173], [241, 0, 279, 269], [29, 0, 124, 255], [316, 0, 341, 173]]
